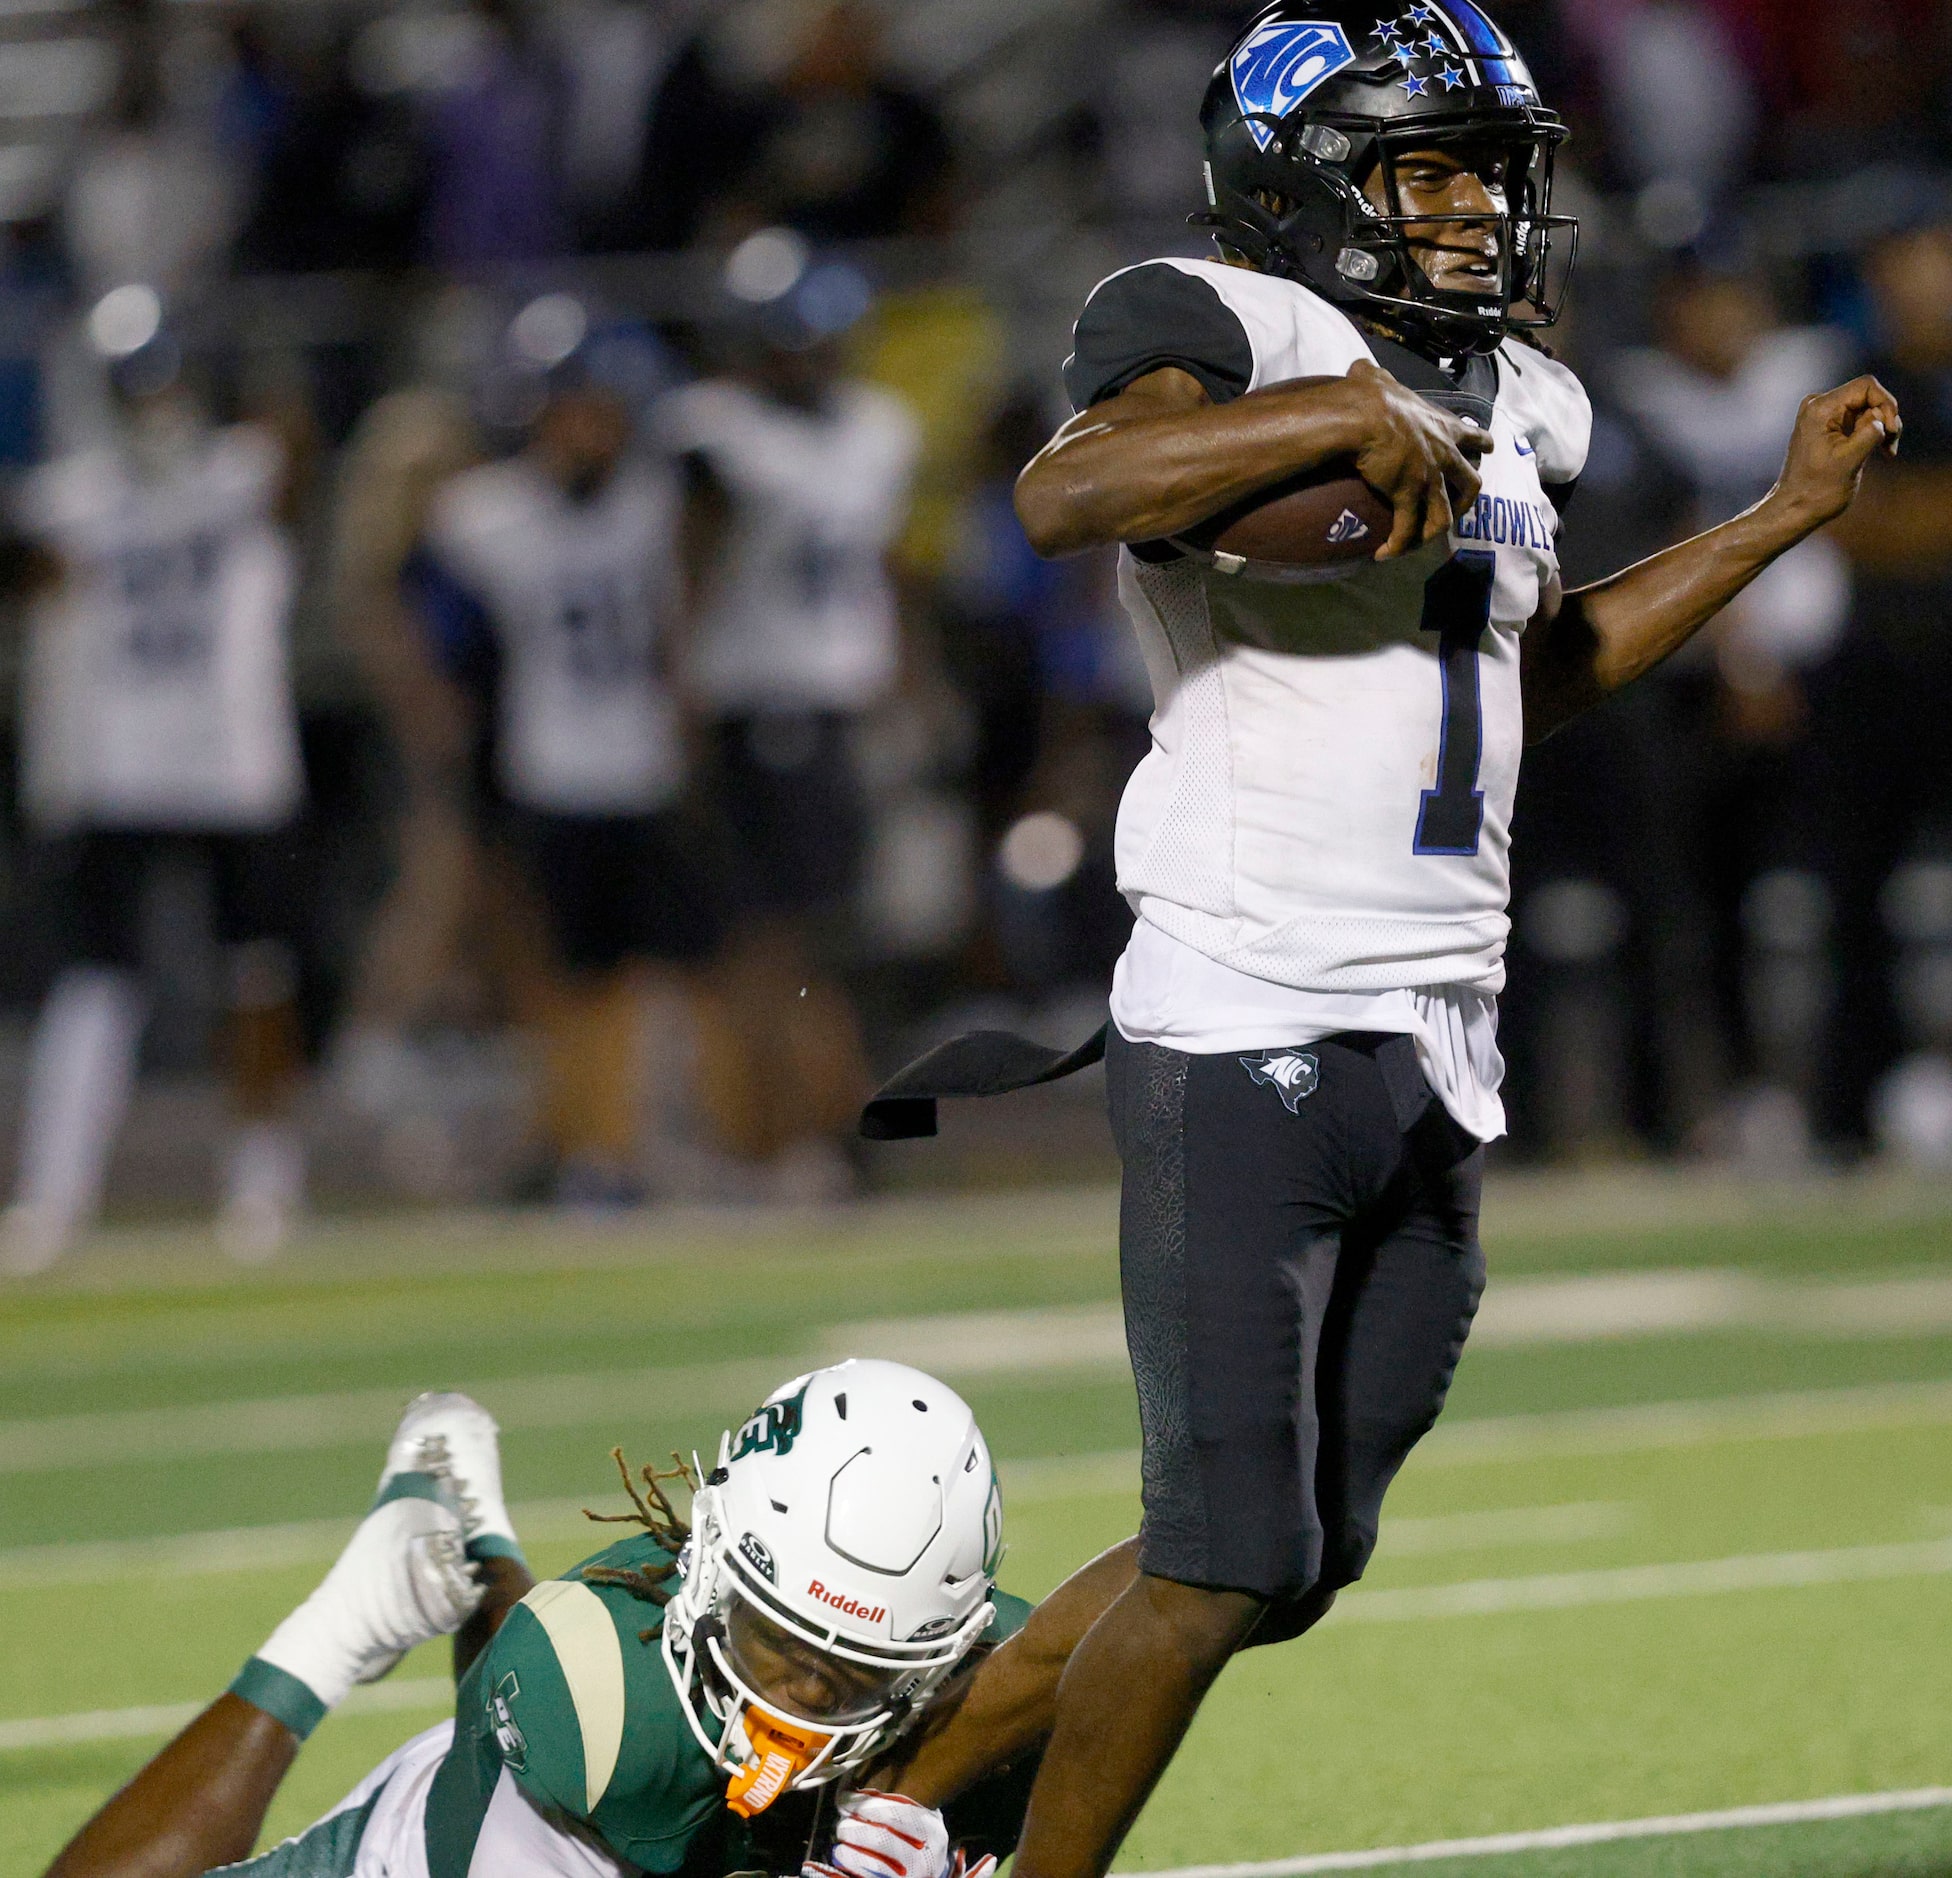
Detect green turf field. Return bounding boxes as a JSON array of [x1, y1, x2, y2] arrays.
[[3, 1173, 1952, 1876]]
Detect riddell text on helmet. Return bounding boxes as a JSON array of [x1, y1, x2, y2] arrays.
[[807, 1580, 888, 1624]]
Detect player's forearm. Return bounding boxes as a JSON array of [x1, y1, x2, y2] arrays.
[[890, 1540, 1141, 1807], [1015, 385, 1366, 558], [1524, 493, 1820, 742]]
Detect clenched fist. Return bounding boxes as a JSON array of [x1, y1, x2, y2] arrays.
[[1766, 376, 1904, 532]]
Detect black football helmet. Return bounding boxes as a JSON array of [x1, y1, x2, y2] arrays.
[[1198, 1, 1577, 356]]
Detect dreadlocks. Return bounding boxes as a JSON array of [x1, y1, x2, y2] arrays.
[[578, 1446, 696, 1622]]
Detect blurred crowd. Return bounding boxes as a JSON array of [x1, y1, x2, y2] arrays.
[[0, 0, 1951, 1257]]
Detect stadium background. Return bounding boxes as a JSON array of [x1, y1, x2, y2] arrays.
[[4, 0, 1952, 1873]]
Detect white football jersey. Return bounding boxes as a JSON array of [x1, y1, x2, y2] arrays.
[[1072, 258, 1591, 996], [426, 456, 684, 816], [17, 425, 302, 834], [659, 379, 919, 714]]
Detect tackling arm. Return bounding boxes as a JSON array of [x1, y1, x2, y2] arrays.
[[1522, 376, 1903, 743], [1014, 362, 1486, 564], [881, 1540, 1142, 1809]]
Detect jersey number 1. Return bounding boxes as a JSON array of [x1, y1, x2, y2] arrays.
[[1414, 550, 1495, 857]]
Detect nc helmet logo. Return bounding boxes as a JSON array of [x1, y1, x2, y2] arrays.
[[1242, 1050, 1321, 1112], [731, 1381, 809, 1463], [1229, 21, 1358, 151]]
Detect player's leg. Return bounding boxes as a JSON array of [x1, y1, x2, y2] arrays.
[[43, 1696, 300, 1878], [1252, 1091, 1486, 1649], [41, 1424, 484, 1877], [514, 811, 655, 1204], [700, 714, 872, 1192], [3, 833, 147, 1273], [540, 963, 651, 1200], [211, 834, 309, 1264], [1010, 1034, 1404, 1878]]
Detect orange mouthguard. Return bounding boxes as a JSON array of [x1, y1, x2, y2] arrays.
[[724, 1710, 832, 1818]]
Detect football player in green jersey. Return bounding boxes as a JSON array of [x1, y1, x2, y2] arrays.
[[37, 1363, 1139, 1878]]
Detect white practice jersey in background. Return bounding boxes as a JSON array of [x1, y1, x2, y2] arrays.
[[660, 378, 919, 715], [427, 456, 684, 816], [1098, 258, 1592, 998], [17, 425, 302, 833]]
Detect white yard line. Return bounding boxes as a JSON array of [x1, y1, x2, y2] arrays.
[[9, 1535, 1952, 1750], [1378, 1501, 1632, 1556], [0, 1454, 1152, 1587], [1416, 1377, 1952, 1465], [11, 1270, 1952, 1476], [12, 1375, 1952, 1584], [0, 1678, 452, 1753], [1136, 1786, 1952, 1877], [0, 1500, 606, 1591], [1333, 1537, 1952, 1625], [0, 1485, 1628, 1591], [7, 1273, 1952, 1475], [824, 1304, 1130, 1372]]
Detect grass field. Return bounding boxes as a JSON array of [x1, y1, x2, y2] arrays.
[[4, 1172, 1952, 1876]]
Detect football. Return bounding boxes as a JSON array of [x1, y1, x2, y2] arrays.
[[1168, 376, 1394, 581]]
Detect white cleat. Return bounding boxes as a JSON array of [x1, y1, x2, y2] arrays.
[[378, 1391, 521, 1562], [256, 1481, 482, 1707]]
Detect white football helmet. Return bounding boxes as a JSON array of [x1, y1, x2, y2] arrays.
[[662, 1359, 1002, 1812]]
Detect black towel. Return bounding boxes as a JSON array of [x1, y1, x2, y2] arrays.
[[859, 1024, 1110, 1141]]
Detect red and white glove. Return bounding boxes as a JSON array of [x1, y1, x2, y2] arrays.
[[808, 1790, 999, 1878]]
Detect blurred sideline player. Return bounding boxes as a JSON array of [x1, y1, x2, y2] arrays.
[[408, 297, 717, 1207], [2, 286, 308, 1272], [327, 302, 495, 1075], [36, 1362, 1147, 1878], [663, 236, 921, 1199]]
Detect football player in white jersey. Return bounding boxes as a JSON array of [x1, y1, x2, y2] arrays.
[[980, 7, 1902, 1876], [409, 299, 718, 1207], [662, 241, 921, 1199], [2, 287, 309, 1272]]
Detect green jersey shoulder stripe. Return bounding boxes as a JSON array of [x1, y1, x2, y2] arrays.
[[521, 1580, 627, 1811]]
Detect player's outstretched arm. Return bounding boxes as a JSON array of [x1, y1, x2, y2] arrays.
[[1015, 361, 1486, 564], [1523, 376, 1902, 742], [879, 1539, 1141, 1808]]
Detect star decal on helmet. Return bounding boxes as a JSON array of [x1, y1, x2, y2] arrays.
[[1371, 15, 1401, 41], [1439, 63, 1467, 88], [1401, 70, 1430, 95], [1407, 1, 1439, 20], [1420, 32, 1449, 55]]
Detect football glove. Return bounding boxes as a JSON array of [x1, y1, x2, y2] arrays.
[[807, 1791, 997, 1878]]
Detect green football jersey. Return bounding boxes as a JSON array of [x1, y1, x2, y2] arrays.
[[424, 1533, 1031, 1878]]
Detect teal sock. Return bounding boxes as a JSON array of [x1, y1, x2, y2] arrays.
[[229, 1656, 328, 1741]]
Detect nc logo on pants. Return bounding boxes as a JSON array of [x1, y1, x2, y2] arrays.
[[1241, 1050, 1320, 1112]]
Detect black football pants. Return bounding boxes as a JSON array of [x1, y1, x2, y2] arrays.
[[1106, 1026, 1486, 1639]]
